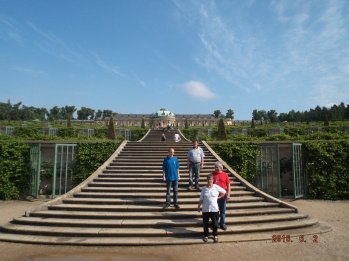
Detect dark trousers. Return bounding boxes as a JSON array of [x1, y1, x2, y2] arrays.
[[166, 180, 178, 205], [202, 212, 219, 237]]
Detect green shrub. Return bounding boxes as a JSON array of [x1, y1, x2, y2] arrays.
[[226, 134, 252, 141], [217, 119, 227, 140], [130, 129, 148, 141], [181, 128, 212, 141], [284, 127, 305, 136], [106, 117, 116, 139], [57, 128, 77, 138], [304, 132, 347, 141], [209, 142, 259, 183], [94, 128, 108, 138], [303, 140, 349, 199], [247, 128, 268, 137], [211, 140, 349, 200], [0, 142, 31, 199], [13, 127, 39, 138], [72, 141, 120, 185], [265, 134, 292, 141]]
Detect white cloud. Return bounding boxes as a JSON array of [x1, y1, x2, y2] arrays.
[[137, 79, 146, 87], [91, 53, 124, 77], [180, 81, 216, 100], [27, 21, 82, 64], [174, 1, 259, 92], [342, 63, 349, 74], [310, 84, 349, 106], [14, 66, 46, 76], [175, 0, 349, 108], [0, 15, 23, 44], [96, 59, 123, 77]]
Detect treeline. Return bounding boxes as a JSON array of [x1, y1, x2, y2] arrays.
[[0, 101, 114, 121], [252, 102, 349, 123], [1, 100, 349, 122]]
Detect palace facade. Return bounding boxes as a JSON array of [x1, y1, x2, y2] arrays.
[[112, 108, 233, 128]]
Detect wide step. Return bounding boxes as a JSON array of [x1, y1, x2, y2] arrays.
[[48, 202, 281, 212], [29, 207, 297, 219], [1, 218, 318, 237]]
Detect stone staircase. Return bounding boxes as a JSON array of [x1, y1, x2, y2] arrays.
[[0, 129, 318, 245]]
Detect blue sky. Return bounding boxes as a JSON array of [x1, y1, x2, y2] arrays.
[[0, 0, 348, 120]]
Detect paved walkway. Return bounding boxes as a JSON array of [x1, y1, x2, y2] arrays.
[[0, 199, 348, 261]]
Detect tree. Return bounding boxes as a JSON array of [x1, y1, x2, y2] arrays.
[[67, 116, 72, 127], [251, 118, 256, 128], [259, 110, 268, 124], [267, 110, 278, 123], [141, 118, 145, 128], [9, 101, 22, 120], [34, 107, 48, 120], [252, 109, 267, 124], [77, 107, 95, 120], [225, 109, 234, 119], [252, 109, 260, 121], [184, 119, 189, 129], [213, 110, 222, 118], [217, 118, 226, 139], [102, 110, 113, 119], [20, 105, 35, 120], [95, 109, 103, 120], [48, 106, 62, 121], [64, 106, 76, 119], [106, 116, 116, 139], [324, 115, 329, 126], [0, 101, 12, 120], [345, 104, 349, 120], [64, 106, 76, 128]]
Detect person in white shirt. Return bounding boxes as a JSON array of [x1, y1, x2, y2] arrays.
[[174, 133, 181, 142], [198, 174, 226, 243], [187, 140, 205, 190]]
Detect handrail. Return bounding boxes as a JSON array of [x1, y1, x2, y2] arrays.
[[202, 141, 298, 212], [137, 129, 151, 142], [177, 129, 191, 142]]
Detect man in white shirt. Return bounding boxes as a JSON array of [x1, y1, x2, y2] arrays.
[[187, 140, 205, 190]]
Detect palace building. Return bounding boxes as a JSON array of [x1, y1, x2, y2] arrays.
[[112, 108, 233, 128]]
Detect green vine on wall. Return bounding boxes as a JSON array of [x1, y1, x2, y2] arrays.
[[209, 142, 259, 183], [303, 140, 349, 199], [0, 142, 31, 199], [72, 142, 121, 185]]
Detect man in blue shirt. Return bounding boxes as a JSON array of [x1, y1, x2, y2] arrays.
[[162, 147, 180, 209]]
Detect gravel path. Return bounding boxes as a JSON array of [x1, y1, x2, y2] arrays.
[[0, 199, 348, 261]]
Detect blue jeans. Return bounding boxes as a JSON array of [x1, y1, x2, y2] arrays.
[[166, 180, 178, 206], [218, 195, 227, 226], [189, 163, 201, 187]]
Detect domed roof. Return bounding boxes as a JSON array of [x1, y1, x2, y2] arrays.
[[152, 108, 175, 118]]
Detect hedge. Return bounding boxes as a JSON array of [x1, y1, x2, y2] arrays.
[[1, 139, 348, 200], [209, 142, 259, 183], [303, 140, 349, 199], [0, 142, 31, 199], [72, 141, 121, 185], [209, 140, 349, 200], [0, 141, 121, 200]]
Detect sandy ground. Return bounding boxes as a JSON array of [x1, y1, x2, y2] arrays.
[[0, 199, 348, 261]]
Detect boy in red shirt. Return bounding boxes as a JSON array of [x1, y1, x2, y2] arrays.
[[212, 161, 231, 230]]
